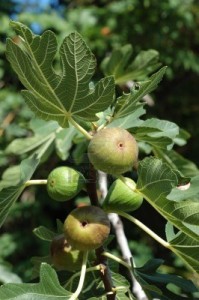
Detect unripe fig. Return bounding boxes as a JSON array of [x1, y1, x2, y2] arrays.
[[64, 206, 110, 251], [103, 177, 143, 212], [88, 127, 138, 174], [47, 166, 85, 201], [50, 234, 83, 271]]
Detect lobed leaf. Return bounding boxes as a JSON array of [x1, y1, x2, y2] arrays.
[[136, 157, 199, 272], [6, 22, 115, 127], [0, 263, 71, 299]]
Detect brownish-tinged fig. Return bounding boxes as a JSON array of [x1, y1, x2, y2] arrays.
[[63, 206, 110, 251], [88, 127, 138, 175], [47, 166, 85, 202], [50, 234, 84, 271]]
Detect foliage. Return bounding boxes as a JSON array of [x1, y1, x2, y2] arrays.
[[0, 20, 198, 299]]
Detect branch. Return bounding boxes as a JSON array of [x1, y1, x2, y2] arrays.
[[86, 164, 116, 300], [98, 171, 148, 300]]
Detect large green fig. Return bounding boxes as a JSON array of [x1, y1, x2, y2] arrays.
[[63, 206, 110, 251], [47, 166, 85, 201], [88, 127, 138, 175], [102, 177, 143, 212], [50, 234, 83, 271]]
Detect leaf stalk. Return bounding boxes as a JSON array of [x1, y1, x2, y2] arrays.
[[68, 117, 93, 140], [114, 210, 170, 250]]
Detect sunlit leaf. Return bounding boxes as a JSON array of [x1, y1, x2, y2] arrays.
[[6, 22, 115, 127], [136, 157, 199, 241], [167, 175, 199, 201]]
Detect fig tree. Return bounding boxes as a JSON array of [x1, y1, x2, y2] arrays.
[[50, 234, 83, 271], [47, 166, 85, 201], [88, 127, 138, 174], [63, 206, 110, 251]]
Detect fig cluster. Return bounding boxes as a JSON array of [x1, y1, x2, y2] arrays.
[[88, 127, 138, 174]]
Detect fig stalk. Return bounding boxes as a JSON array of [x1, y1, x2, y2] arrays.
[[69, 250, 88, 300]]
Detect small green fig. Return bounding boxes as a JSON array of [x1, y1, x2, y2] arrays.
[[47, 166, 85, 201], [64, 206, 110, 251], [88, 127, 138, 175], [50, 234, 83, 271], [102, 177, 143, 212]]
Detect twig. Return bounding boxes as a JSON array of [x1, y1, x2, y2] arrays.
[[86, 164, 116, 300], [98, 171, 148, 300]]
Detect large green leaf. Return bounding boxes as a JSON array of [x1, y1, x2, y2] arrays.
[[136, 157, 199, 242], [6, 21, 115, 127], [0, 263, 72, 299], [101, 44, 161, 84], [111, 67, 167, 120]]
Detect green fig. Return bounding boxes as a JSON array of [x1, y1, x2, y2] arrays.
[[88, 127, 138, 175], [103, 177, 143, 212], [50, 234, 83, 271], [63, 206, 110, 251], [47, 166, 85, 201]]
